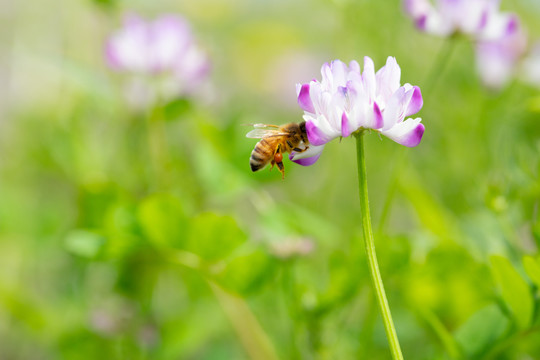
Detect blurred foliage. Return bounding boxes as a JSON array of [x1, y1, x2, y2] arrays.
[[0, 0, 539, 359]]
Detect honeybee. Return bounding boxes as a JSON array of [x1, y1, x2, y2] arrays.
[[246, 121, 310, 179]]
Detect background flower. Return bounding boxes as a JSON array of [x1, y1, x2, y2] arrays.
[[106, 13, 210, 101], [403, 0, 529, 90], [476, 17, 527, 89], [403, 0, 492, 37]]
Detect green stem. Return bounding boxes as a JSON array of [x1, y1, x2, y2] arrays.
[[355, 132, 403, 360], [282, 263, 301, 359], [423, 37, 457, 94], [145, 103, 170, 189], [166, 251, 279, 360], [209, 282, 280, 360]]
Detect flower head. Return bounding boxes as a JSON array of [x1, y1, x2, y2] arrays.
[[403, 0, 527, 90], [105, 13, 210, 95], [291, 57, 424, 166], [475, 14, 527, 89], [404, 0, 494, 37]]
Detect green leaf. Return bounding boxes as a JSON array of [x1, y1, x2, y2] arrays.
[[454, 304, 509, 358], [138, 194, 188, 249], [523, 256, 540, 288], [216, 249, 275, 295], [162, 98, 192, 121], [64, 229, 105, 258], [185, 212, 246, 262], [315, 251, 357, 315], [528, 95, 540, 113], [102, 203, 143, 259], [490, 255, 533, 329], [91, 0, 116, 7]]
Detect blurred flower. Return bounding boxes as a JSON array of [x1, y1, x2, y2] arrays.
[[403, 0, 493, 37], [403, 0, 528, 90], [105, 13, 210, 101], [269, 237, 315, 259], [290, 57, 424, 165], [475, 15, 527, 89], [521, 42, 540, 88], [89, 300, 134, 337]]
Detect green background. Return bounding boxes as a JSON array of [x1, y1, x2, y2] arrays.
[[1, 0, 539, 359]]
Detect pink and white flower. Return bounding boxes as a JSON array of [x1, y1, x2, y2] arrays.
[[403, 0, 527, 90], [475, 14, 527, 89], [105, 13, 210, 96], [403, 0, 493, 37], [290, 57, 424, 166]]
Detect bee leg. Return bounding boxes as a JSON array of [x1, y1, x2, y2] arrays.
[[276, 160, 285, 179], [273, 147, 285, 179], [293, 146, 309, 153]]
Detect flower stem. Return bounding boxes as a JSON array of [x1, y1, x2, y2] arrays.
[[355, 131, 403, 360], [424, 37, 456, 94], [209, 281, 280, 360]]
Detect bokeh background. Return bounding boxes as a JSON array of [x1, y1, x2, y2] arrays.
[[1, 0, 540, 359]]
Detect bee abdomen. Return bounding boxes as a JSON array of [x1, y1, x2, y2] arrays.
[[250, 142, 271, 172], [250, 159, 265, 172]]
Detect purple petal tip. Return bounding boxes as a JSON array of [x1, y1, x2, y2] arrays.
[[416, 15, 427, 30], [305, 121, 327, 146], [297, 83, 315, 113], [373, 102, 383, 129], [341, 111, 351, 137], [406, 86, 423, 116], [404, 123, 425, 147], [289, 152, 322, 166]]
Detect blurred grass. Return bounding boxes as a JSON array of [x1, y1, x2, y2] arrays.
[[0, 0, 539, 359]]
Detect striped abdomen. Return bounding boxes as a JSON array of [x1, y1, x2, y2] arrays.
[[250, 138, 276, 172]]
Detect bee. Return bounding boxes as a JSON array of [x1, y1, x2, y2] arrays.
[[246, 121, 310, 179]]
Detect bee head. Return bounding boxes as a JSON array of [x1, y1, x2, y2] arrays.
[[299, 121, 308, 143]]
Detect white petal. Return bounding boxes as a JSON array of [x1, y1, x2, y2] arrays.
[[381, 118, 424, 147]]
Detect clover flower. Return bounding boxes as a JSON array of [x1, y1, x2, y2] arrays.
[[290, 57, 424, 166], [475, 14, 527, 89], [402, 0, 523, 38], [403, 0, 527, 90], [105, 13, 210, 97], [403, 0, 495, 37]]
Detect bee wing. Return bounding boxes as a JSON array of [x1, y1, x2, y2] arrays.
[[253, 123, 280, 129], [246, 129, 288, 139], [242, 123, 280, 129]]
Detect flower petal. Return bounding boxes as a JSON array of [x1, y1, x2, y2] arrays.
[[403, 0, 432, 18], [328, 60, 348, 91], [375, 56, 401, 105], [150, 15, 191, 71], [381, 118, 424, 147], [106, 14, 151, 72], [297, 83, 316, 113], [289, 144, 325, 166], [372, 102, 383, 129], [382, 85, 420, 130], [362, 56, 376, 101], [305, 118, 335, 146], [405, 85, 423, 116], [341, 111, 352, 137]]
